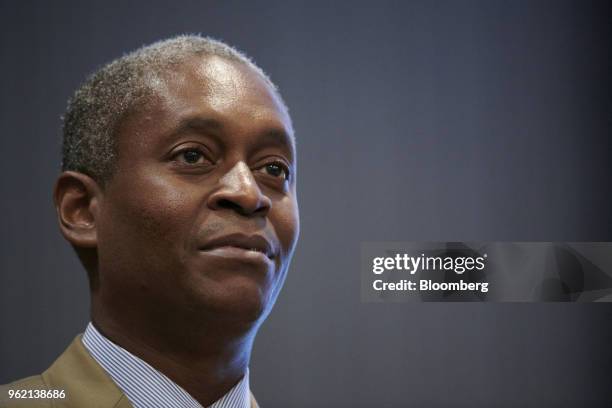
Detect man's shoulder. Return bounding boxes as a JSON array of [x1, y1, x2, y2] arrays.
[[250, 391, 260, 408], [1, 374, 47, 389], [0, 375, 52, 407], [1, 335, 131, 408]]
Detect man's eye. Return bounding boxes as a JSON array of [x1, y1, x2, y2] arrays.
[[261, 162, 290, 180], [177, 149, 206, 164]]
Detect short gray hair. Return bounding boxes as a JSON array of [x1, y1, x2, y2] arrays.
[[62, 34, 287, 184]]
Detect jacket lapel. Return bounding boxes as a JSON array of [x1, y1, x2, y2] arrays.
[[41, 335, 133, 408]]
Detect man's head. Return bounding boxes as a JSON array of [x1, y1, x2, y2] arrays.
[[54, 35, 299, 336], [62, 35, 291, 184]]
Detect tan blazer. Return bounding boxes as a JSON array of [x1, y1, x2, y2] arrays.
[[0, 335, 259, 408]]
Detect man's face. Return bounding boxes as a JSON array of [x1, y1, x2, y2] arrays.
[[94, 56, 299, 328]]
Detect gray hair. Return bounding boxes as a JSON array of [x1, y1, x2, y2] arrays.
[[62, 34, 287, 184]]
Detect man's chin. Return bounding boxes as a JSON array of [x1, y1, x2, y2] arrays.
[[186, 277, 274, 328]]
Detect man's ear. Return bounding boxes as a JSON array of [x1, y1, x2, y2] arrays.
[[53, 171, 103, 248]]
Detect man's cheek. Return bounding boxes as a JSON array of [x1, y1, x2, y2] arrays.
[[281, 197, 300, 247], [118, 181, 192, 240], [275, 212, 299, 258]]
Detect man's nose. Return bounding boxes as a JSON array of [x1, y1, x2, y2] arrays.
[[207, 161, 271, 217]]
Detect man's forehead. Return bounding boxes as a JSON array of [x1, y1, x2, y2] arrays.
[[146, 55, 294, 138]]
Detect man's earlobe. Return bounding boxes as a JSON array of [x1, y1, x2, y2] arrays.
[[53, 171, 102, 248]]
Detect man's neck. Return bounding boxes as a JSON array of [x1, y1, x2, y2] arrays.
[[91, 309, 255, 407]]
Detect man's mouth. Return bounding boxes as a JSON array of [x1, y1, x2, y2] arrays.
[[198, 233, 276, 259]]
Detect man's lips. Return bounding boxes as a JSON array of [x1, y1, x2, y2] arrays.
[[198, 233, 276, 259]]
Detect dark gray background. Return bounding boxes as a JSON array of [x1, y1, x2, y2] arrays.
[[1, 1, 611, 407]]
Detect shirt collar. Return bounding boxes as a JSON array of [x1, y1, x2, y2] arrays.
[[82, 322, 251, 408]]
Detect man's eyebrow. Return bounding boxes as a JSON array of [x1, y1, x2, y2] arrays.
[[172, 117, 224, 136], [167, 116, 295, 160], [256, 129, 295, 162]]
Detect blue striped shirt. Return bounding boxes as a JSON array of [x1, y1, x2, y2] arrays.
[[82, 322, 251, 408]]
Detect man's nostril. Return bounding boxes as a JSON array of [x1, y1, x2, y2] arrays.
[[217, 199, 242, 212]]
